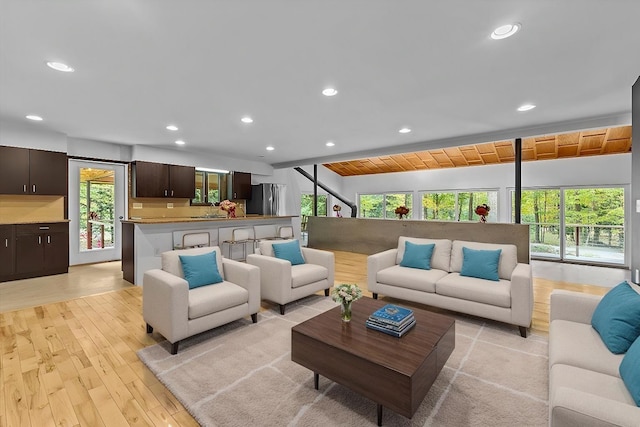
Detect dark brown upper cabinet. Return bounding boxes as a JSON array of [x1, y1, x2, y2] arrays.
[[232, 171, 251, 199], [133, 161, 195, 198], [0, 146, 68, 195]]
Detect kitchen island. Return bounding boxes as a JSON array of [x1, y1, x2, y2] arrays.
[[122, 216, 296, 285]]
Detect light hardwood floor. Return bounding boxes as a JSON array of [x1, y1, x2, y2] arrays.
[[0, 251, 610, 427]]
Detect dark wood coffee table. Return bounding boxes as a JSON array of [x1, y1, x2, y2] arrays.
[[291, 297, 455, 426]]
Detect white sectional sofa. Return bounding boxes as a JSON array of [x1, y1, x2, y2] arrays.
[[549, 289, 640, 426], [367, 236, 533, 337]]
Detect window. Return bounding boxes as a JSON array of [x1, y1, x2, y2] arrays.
[[301, 193, 327, 216], [192, 171, 228, 205], [421, 190, 498, 222], [359, 193, 412, 219], [511, 186, 625, 265]]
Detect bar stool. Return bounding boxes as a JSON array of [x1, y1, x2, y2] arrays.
[[277, 225, 294, 239], [222, 228, 255, 261]]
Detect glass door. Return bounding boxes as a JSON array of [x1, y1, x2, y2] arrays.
[[68, 160, 127, 265]]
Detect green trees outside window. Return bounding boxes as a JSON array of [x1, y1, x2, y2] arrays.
[[422, 191, 497, 222], [359, 193, 412, 219], [301, 194, 327, 217]]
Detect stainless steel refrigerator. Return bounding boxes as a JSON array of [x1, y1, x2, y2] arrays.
[[246, 184, 286, 215]]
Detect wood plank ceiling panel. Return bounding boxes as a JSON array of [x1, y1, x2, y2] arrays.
[[322, 126, 632, 177]]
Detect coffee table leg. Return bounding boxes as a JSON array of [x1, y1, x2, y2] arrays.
[[377, 404, 383, 426], [314, 372, 319, 390]]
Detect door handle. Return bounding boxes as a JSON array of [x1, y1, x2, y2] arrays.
[[164, 189, 168, 196], [38, 236, 42, 245], [32, 184, 36, 193], [4, 238, 7, 248], [23, 184, 27, 193], [171, 190, 174, 197], [47, 235, 51, 244]]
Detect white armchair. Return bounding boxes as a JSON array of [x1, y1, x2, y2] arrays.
[[247, 240, 334, 314], [143, 246, 260, 354]]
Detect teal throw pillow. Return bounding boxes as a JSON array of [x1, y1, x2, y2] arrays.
[[591, 281, 640, 354], [400, 241, 435, 270], [619, 336, 640, 406], [272, 240, 305, 265], [460, 247, 501, 281], [179, 251, 223, 289]]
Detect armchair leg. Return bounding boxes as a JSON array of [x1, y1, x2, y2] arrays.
[[372, 293, 378, 300], [251, 313, 258, 323], [146, 323, 153, 333], [519, 326, 528, 338], [279, 304, 286, 315], [170, 341, 179, 355], [324, 288, 330, 297]]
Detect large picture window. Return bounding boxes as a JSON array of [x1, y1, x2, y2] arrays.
[[421, 190, 498, 222], [359, 193, 413, 219], [511, 186, 625, 265]]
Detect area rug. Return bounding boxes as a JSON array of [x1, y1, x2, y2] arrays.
[[137, 296, 549, 426]]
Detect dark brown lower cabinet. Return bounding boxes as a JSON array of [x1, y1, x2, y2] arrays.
[[0, 225, 15, 276], [0, 222, 69, 282]]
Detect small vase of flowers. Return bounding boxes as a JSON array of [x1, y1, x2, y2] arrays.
[[331, 283, 363, 322], [333, 204, 342, 217], [394, 205, 410, 219], [475, 204, 490, 223], [220, 199, 237, 218]]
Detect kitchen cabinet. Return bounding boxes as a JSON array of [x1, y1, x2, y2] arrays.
[[231, 172, 251, 199], [14, 223, 69, 278], [0, 146, 68, 195], [133, 161, 195, 198], [0, 225, 15, 277]]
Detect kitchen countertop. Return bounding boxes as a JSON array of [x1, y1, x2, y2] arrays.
[[0, 219, 71, 225], [121, 215, 297, 224]]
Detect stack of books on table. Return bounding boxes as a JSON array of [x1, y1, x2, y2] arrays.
[[366, 304, 416, 337]]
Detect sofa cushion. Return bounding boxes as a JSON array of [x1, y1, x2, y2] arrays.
[[272, 239, 306, 265], [591, 281, 640, 354], [620, 336, 640, 406], [396, 237, 452, 271], [549, 319, 624, 377], [188, 281, 249, 319], [400, 241, 435, 270], [460, 247, 501, 281], [179, 251, 223, 289], [435, 273, 511, 308], [291, 263, 328, 288], [550, 364, 636, 409], [162, 246, 224, 280], [450, 240, 517, 280], [377, 265, 446, 293]]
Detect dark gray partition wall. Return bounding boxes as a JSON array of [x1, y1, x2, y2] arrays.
[[632, 77, 640, 284], [308, 216, 530, 264]]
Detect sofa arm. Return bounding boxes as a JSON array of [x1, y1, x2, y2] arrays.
[[142, 269, 189, 343], [550, 290, 602, 324], [222, 258, 261, 314], [509, 263, 533, 327], [301, 247, 335, 286], [551, 386, 640, 427], [367, 249, 398, 293], [246, 254, 292, 303]]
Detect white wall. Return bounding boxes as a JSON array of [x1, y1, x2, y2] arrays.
[[0, 119, 67, 152]]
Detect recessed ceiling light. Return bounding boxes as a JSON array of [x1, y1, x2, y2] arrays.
[[399, 128, 412, 134], [26, 115, 43, 121], [322, 88, 338, 97], [326, 141, 335, 147], [166, 125, 178, 131], [241, 117, 253, 124], [175, 140, 186, 145], [266, 146, 275, 151], [517, 104, 536, 112], [491, 23, 521, 40], [46, 61, 75, 72]]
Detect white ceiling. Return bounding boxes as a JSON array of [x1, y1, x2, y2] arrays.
[[1, 1, 639, 168]]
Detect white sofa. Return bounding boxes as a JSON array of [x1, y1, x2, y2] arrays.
[[247, 239, 334, 314], [367, 236, 533, 337], [549, 290, 640, 426], [143, 246, 260, 354]]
